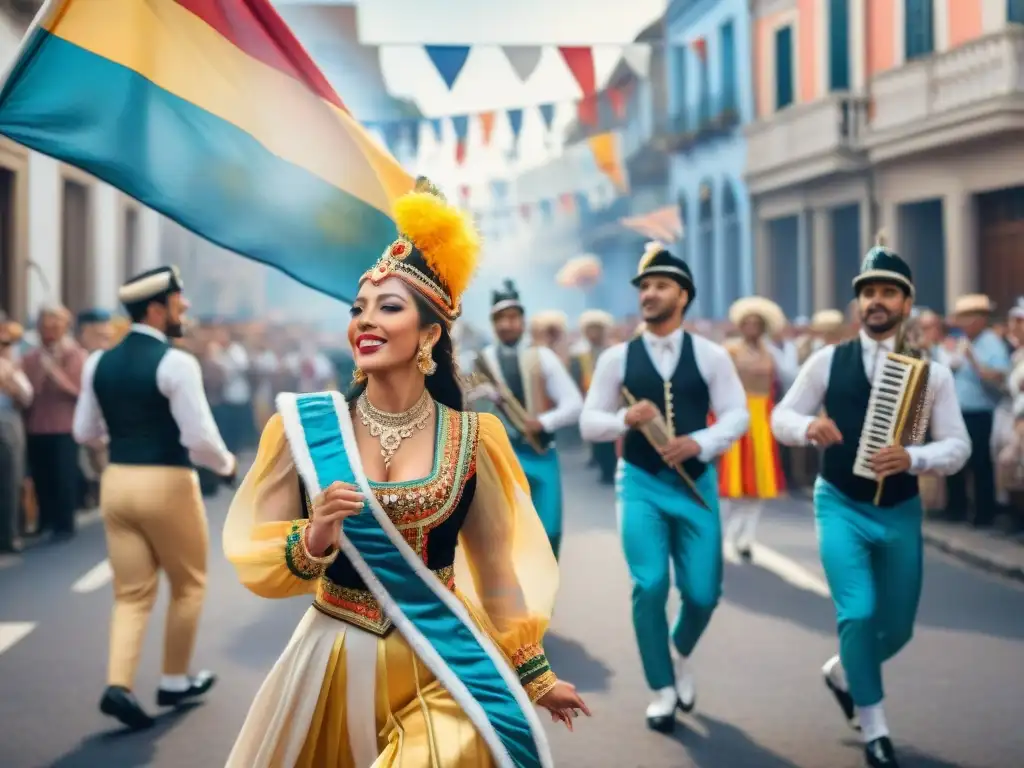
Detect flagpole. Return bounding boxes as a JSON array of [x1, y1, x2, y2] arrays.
[[0, 0, 59, 96]]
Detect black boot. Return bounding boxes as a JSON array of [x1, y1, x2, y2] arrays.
[[865, 736, 899, 767], [99, 686, 155, 730], [156, 670, 217, 707]]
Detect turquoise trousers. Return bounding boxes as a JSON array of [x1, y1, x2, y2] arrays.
[[514, 444, 563, 559], [617, 461, 722, 691], [814, 478, 923, 707]]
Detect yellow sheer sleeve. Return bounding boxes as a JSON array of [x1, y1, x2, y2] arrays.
[[223, 413, 338, 599], [455, 413, 560, 702]]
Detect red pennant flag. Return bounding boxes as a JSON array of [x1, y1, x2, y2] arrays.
[[559, 193, 576, 212], [608, 87, 627, 119], [479, 112, 497, 146], [558, 47, 596, 96], [455, 140, 467, 166], [690, 38, 707, 61], [459, 184, 471, 203], [577, 96, 598, 126], [520, 203, 531, 221]]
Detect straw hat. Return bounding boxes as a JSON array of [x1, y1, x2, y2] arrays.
[[579, 309, 614, 329], [1009, 297, 1024, 321], [728, 296, 786, 335], [810, 309, 845, 332], [531, 310, 568, 331], [953, 294, 995, 316]]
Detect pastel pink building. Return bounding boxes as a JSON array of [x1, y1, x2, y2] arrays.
[[745, 0, 1024, 317]]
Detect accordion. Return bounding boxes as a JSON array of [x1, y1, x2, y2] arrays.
[[853, 352, 932, 483]]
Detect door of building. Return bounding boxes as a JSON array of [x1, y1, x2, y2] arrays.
[[978, 188, 1024, 315]]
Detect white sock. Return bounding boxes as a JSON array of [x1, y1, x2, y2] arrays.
[[857, 703, 889, 742], [160, 674, 190, 692], [822, 654, 848, 690]]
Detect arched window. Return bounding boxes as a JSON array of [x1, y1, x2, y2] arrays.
[[698, 181, 715, 316], [721, 182, 743, 308]]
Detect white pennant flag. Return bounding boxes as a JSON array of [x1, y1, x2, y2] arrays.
[[622, 44, 652, 78]]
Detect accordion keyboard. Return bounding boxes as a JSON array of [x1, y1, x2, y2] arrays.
[[853, 356, 915, 481]]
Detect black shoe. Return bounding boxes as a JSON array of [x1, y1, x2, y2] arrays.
[[824, 674, 860, 731], [99, 686, 155, 730], [738, 546, 753, 562], [865, 736, 899, 767], [646, 711, 676, 733], [156, 670, 217, 707]]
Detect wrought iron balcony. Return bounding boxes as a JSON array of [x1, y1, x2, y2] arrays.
[[744, 92, 868, 195], [655, 91, 741, 153], [864, 26, 1024, 161]]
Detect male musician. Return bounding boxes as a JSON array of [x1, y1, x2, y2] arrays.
[[73, 266, 236, 730], [580, 242, 749, 731], [571, 309, 617, 484], [771, 243, 970, 767], [474, 280, 583, 559]]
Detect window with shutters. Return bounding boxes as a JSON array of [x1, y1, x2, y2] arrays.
[[671, 45, 688, 130], [1010, 0, 1024, 24], [774, 25, 795, 110], [720, 20, 737, 112], [829, 0, 850, 90], [904, 0, 934, 61]]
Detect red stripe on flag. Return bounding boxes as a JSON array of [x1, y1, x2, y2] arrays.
[[173, 0, 346, 111]]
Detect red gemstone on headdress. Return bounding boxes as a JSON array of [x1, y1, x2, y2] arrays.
[[391, 243, 407, 256]]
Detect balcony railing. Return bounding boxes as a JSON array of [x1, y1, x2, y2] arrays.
[[866, 26, 1024, 152], [656, 91, 741, 152], [744, 92, 868, 192]]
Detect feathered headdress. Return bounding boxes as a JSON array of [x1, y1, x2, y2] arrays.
[[361, 176, 480, 325]]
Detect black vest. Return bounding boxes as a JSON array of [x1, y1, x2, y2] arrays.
[[623, 333, 709, 480], [820, 338, 919, 506], [93, 332, 190, 468], [493, 345, 554, 451]]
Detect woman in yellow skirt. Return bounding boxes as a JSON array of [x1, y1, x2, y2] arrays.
[[718, 297, 790, 559], [223, 178, 588, 768]]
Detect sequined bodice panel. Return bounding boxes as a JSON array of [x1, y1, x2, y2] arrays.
[[300, 406, 480, 634]]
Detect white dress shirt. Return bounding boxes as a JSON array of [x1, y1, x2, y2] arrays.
[[771, 329, 971, 476], [478, 343, 583, 433], [73, 324, 235, 475], [580, 328, 750, 463]]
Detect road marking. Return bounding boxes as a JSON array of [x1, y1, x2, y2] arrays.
[[72, 559, 112, 594], [0, 622, 36, 655], [724, 543, 832, 599]]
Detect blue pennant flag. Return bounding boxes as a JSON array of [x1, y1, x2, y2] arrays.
[[452, 115, 470, 141], [539, 104, 556, 130], [425, 46, 472, 89], [430, 118, 443, 141], [507, 108, 524, 139]]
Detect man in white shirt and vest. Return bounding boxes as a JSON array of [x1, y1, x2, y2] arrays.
[[771, 242, 971, 768], [471, 279, 583, 560], [74, 266, 237, 730], [579, 242, 749, 732]]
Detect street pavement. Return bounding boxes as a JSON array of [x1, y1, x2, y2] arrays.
[[2, 449, 1023, 768]]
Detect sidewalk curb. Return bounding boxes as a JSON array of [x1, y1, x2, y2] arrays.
[[922, 526, 1024, 584]]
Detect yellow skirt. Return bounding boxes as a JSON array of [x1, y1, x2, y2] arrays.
[[226, 607, 494, 768], [717, 393, 786, 500]]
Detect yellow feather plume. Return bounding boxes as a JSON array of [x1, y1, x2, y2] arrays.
[[393, 188, 480, 304], [638, 240, 666, 272]]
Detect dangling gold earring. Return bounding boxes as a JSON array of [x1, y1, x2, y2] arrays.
[[352, 367, 367, 385], [417, 342, 437, 375]]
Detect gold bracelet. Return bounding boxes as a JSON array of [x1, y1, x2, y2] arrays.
[[524, 670, 558, 703], [285, 520, 337, 579]]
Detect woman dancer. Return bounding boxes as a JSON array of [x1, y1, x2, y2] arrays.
[[224, 178, 588, 768]]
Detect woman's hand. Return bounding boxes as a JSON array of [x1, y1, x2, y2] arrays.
[[306, 481, 364, 556], [537, 680, 590, 732]]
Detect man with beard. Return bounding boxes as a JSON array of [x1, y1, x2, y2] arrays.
[[579, 242, 749, 732], [771, 242, 970, 768], [73, 266, 237, 730], [472, 280, 583, 560]]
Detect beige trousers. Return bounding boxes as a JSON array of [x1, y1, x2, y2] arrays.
[[100, 464, 208, 689]]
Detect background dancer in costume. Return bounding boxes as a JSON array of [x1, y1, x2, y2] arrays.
[[580, 241, 748, 732], [472, 282, 583, 559], [720, 297, 791, 559], [73, 266, 236, 730], [571, 309, 617, 485], [771, 242, 970, 768], [224, 179, 587, 768]]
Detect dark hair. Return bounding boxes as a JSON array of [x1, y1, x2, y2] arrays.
[[345, 292, 465, 412], [125, 294, 171, 324]]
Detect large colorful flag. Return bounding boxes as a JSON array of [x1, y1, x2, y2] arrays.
[[0, 0, 413, 302]]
